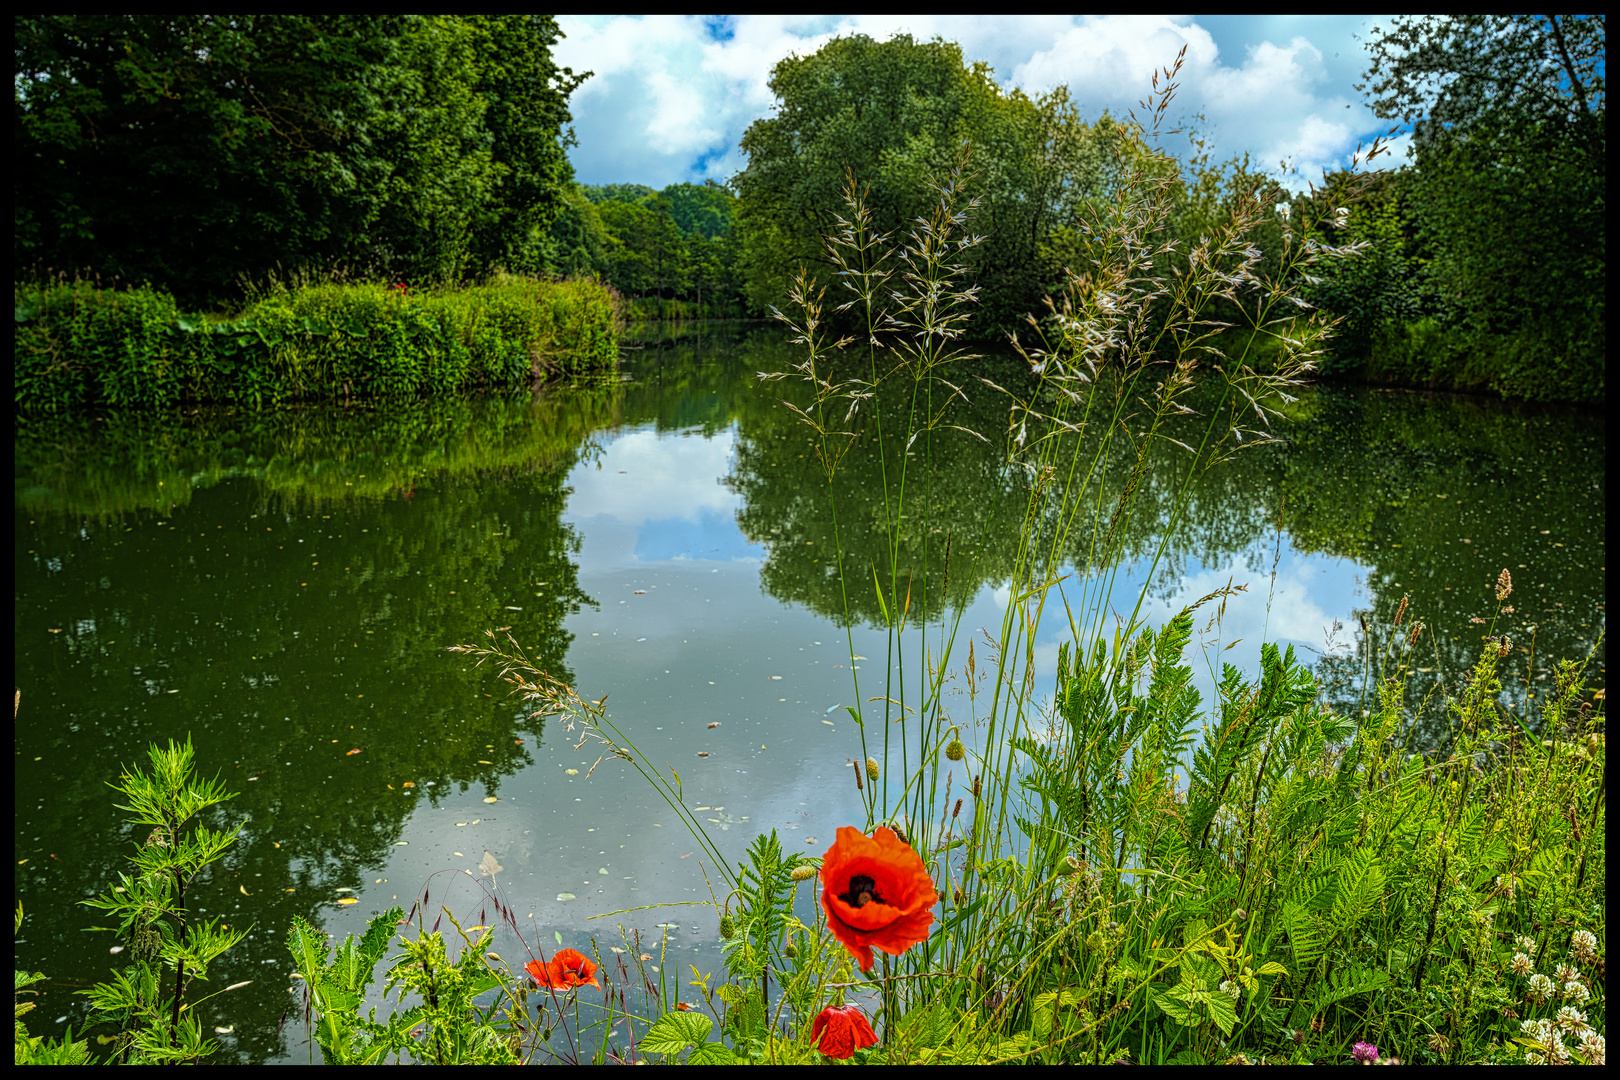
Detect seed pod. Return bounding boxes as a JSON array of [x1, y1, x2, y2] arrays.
[[865, 757, 881, 782], [852, 760, 863, 791], [718, 913, 735, 939], [972, 774, 982, 799], [952, 798, 963, 820], [945, 737, 965, 762]]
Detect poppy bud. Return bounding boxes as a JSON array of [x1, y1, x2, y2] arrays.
[[946, 737, 965, 761], [718, 913, 735, 939], [1234, 908, 1248, 923], [866, 757, 881, 782], [783, 942, 798, 959], [790, 865, 817, 882]]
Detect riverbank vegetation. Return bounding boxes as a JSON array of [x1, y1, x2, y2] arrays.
[[13, 275, 617, 412]]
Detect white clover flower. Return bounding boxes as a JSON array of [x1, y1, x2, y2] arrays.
[[1516, 935, 1538, 953], [1577, 1031, 1605, 1066], [1526, 1051, 1545, 1065], [1219, 979, 1241, 1001], [1555, 1005, 1587, 1032], [1570, 929, 1597, 964], [1562, 980, 1590, 1006], [1528, 972, 1555, 1000], [1511, 952, 1534, 976], [1555, 963, 1579, 985]]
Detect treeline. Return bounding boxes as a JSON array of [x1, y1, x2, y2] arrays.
[[14, 15, 588, 305], [548, 181, 752, 320]]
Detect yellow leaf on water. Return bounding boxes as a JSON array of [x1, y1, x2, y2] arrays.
[[336, 897, 359, 905], [566, 769, 579, 776], [483, 796, 498, 803], [239, 885, 250, 896]]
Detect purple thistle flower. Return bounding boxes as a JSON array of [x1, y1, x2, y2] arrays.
[[1352, 1041, 1379, 1064]]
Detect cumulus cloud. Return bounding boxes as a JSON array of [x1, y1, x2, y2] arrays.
[[555, 15, 1400, 190]]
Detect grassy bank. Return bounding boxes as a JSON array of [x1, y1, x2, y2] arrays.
[[13, 276, 617, 412]]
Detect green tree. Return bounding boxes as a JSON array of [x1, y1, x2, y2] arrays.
[[13, 16, 587, 302], [733, 34, 1131, 336], [1358, 14, 1605, 399]]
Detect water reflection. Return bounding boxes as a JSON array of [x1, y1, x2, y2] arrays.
[[12, 325, 1604, 1062]]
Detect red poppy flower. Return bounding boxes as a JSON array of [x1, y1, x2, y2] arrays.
[[820, 825, 938, 972], [812, 1005, 878, 1059], [524, 948, 600, 991]]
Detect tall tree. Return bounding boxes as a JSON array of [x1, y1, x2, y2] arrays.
[[14, 15, 587, 302], [1359, 15, 1605, 395]]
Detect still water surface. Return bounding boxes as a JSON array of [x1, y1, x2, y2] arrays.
[[13, 325, 1605, 1062]]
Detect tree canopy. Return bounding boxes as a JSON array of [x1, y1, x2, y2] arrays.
[[14, 15, 588, 303], [732, 34, 1141, 337]]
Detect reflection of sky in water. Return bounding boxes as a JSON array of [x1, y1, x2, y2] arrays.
[[303, 419, 1385, 1054]]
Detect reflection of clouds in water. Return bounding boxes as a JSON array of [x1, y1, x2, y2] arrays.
[[566, 427, 740, 527]]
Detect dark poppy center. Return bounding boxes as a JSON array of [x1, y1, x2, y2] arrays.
[[841, 874, 885, 908]]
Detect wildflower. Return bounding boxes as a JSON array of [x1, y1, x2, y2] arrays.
[[811, 1005, 878, 1059], [1219, 980, 1241, 1001], [1527, 972, 1554, 1001], [1556, 1006, 1587, 1033], [1561, 980, 1590, 1006], [1576, 1031, 1605, 1065], [820, 825, 938, 971], [1351, 1040, 1379, 1064], [1571, 929, 1598, 965], [1554, 963, 1579, 985], [1496, 568, 1512, 600], [1511, 952, 1533, 976], [1516, 935, 1538, 953], [526, 948, 600, 992]]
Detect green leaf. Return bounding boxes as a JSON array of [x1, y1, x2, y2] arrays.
[[641, 1010, 714, 1055], [688, 1041, 735, 1065]]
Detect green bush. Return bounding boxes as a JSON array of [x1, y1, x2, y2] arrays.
[[13, 277, 618, 412]]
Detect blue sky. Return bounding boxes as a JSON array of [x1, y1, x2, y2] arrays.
[[555, 15, 1408, 191]]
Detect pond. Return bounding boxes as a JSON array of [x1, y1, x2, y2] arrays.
[[13, 324, 1606, 1062]]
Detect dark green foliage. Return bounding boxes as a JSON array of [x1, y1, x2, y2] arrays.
[[13, 276, 617, 411], [14, 16, 587, 304], [1315, 14, 1608, 403]]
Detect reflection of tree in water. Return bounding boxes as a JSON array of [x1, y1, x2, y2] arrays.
[[13, 395, 608, 1063], [725, 331, 1604, 750]]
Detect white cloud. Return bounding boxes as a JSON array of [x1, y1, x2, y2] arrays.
[[565, 427, 741, 527], [555, 15, 1400, 190]]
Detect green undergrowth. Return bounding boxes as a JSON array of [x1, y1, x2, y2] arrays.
[[13, 276, 618, 413]]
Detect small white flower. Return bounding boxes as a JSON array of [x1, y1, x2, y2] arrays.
[[1511, 952, 1533, 976], [1570, 929, 1597, 964], [1562, 980, 1590, 1006], [1577, 1031, 1605, 1066], [1528, 972, 1555, 999], [1556, 1005, 1587, 1032], [1219, 979, 1241, 1001], [1517, 935, 1538, 953], [1555, 963, 1579, 985]]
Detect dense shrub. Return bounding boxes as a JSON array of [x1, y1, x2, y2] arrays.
[[13, 277, 617, 412]]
